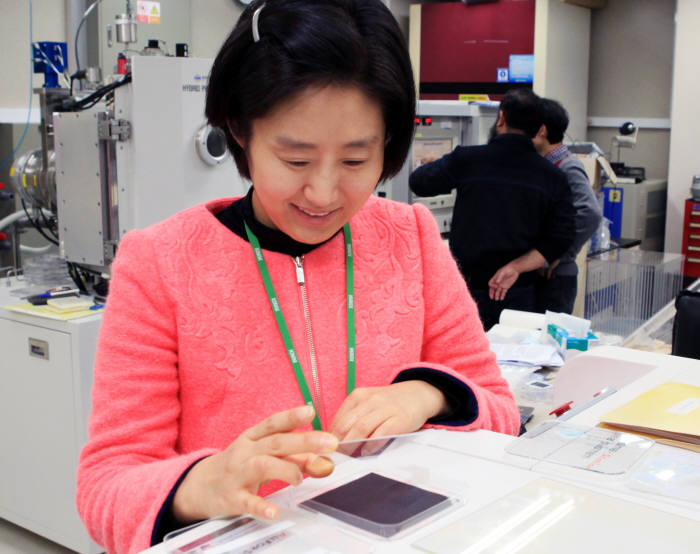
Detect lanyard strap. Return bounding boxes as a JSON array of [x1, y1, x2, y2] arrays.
[[244, 222, 355, 430]]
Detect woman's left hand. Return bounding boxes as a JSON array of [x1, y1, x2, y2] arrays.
[[329, 381, 447, 443]]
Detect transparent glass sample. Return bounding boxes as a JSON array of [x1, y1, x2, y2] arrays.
[[413, 478, 700, 554], [506, 421, 653, 474], [626, 448, 700, 504], [164, 515, 371, 553], [334, 432, 422, 458]]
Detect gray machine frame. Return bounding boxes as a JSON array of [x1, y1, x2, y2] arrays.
[[53, 56, 249, 270]]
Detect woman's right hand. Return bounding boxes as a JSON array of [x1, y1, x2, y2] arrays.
[[172, 405, 338, 523]]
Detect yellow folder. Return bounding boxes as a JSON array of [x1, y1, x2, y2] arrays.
[[600, 382, 700, 446]]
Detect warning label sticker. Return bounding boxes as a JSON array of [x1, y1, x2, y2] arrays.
[[137, 1, 161, 24]]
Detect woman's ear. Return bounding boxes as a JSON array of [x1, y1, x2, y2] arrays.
[[227, 122, 246, 149]]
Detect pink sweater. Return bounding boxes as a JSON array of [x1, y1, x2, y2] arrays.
[[77, 196, 519, 553]]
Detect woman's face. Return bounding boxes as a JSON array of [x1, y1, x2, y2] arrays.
[[241, 84, 386, 244]]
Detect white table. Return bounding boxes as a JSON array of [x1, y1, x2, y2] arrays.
[[143, 347, 700, 554]]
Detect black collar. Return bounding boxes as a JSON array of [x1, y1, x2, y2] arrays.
[[489, 133, 536, 151], [214, 187, 336, 257]]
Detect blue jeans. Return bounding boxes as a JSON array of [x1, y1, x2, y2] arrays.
[[470, 285, 536, 331]]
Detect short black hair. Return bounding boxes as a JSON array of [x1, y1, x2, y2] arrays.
[[499, 88, 542, 138], [540, 98, 569, 144], [205, 0, 416, 182]]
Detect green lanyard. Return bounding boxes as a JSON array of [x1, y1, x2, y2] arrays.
[[244, 222, 356, 431]]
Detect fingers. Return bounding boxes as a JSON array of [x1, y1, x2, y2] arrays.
[[208, 456, 305, 521], [332, 383, 438, 445], [243, 405, 339, 461], [329, 388, 367, 438], [489, 285, 507, 301], [172, 452, 296, 523], [488, 271, 506, 300], [348, 416, 406, 457], [246, 454, 305, 488], [365, 418, 408, 450], [334, 411, 386, 443], [331, 395, 394, 443], [286, 453, 335, 478], [305, 455, 335, 477], [253, 430, 337, 459], [176, 407, 338, 524], [245, 405, 315, 441], [236, 490, 279, 520]]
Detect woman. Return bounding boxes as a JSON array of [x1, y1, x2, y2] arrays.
[[77, 1, 519, 552]]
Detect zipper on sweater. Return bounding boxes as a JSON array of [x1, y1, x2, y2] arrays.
[[293, 255, 324, 430]]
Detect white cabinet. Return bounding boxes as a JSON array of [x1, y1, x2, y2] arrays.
[[0, 283, 102, 553]]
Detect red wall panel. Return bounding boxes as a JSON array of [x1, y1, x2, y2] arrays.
[[420, 0, 535, 97]]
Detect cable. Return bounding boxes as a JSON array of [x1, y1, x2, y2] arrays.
[[0, 210, 31, 232], [72, 263, 105, 276], [67, 261, 89, 293], [74, 0, 107, 74], [20, 197, 59, 246], [37, 205, 59, 240], [62, 72, 132, 111], [0, 0, 33, 171], [20, 244, 53, 254], [66, 261, 108, 296], [69, 69, 87, 95]]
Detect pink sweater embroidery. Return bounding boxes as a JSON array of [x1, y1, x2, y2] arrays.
[[77, 196, 519, 553]]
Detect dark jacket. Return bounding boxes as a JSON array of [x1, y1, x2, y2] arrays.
[[409, 133, 575, 289]]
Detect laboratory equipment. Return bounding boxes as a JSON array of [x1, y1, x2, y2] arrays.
[[584, 249, 683, 341], [601, 179, 667, 251], [7, 0, 248, 277], [114, 10, 137, 45], [612, 121, 638, 154], [620, 278, 700, 353], [681, 199, 700, 277], [53, 55, 247, 268], [691, 175, 700, 201], [32, 41, 68, 89], [10, 55, 247, 271], [386, 100, 497, 233]]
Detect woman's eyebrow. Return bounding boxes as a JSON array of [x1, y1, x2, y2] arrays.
[[274, 135, 381, 149], [343, 135, 381, 148], [275, 136, 315, 149]]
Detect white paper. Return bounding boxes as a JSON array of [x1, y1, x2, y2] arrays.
[[490, 343, 564, 367], [499, 309, 546, 330]]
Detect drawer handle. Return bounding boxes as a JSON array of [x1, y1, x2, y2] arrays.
[[28, 338, 49, 360]]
